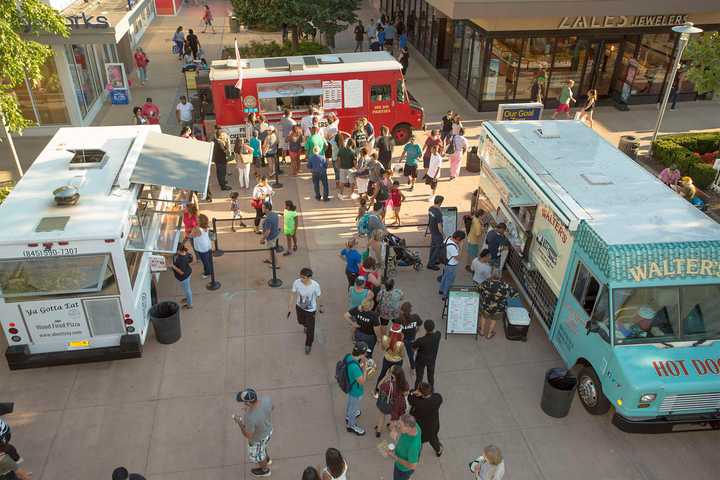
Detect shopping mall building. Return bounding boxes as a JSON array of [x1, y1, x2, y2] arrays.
[[378, 0, 720, 111]]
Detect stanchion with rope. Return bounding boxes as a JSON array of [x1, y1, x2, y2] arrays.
[[272, 156, 283, 189], [206, 252, 222, 290], [268, 244, 282, 287], [212, 217, 224, 257]]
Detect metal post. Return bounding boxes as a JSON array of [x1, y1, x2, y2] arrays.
[[1, 113, 23, 179], [267, 245, 283, 288], [272, 156, 283, 188], [206, 251, 221, 290], [212, 217, 224, 256], [651, 23, 703, 148]]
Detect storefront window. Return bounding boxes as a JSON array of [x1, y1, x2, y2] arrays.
[[631, 34, 673, 95], [484, 38, 522, 101], [516, 37, 553, 100], [468, 35, 485, 105], [547, 37, 586, 101], [66, 44, 103, 117], [458, 27, 474, 95], [614, 39, 637, 96], [12, 56, 70, 126], [448, 21, 464, 85]]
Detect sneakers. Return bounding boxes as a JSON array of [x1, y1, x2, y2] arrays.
[[436, 444, 444, 457], [251, 467, 271, 477], [346, 424, 366, 436], [305, 345, 311, 355]]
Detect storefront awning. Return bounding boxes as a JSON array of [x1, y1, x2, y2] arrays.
[[131, 131, 213, 194], [493, 167, 536, 207]]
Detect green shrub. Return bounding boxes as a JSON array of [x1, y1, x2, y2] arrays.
[[229, 40, 330, 60], [0, 186, 13, 205], [652, 132, 720, 190]]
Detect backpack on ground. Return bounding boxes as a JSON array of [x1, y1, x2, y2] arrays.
[[357, 213, 372, 236], [335, 356, 358, 393]]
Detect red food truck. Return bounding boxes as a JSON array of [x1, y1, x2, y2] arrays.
[[208, 51, 424, 144]]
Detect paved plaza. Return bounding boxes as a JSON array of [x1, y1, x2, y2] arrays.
[[1, 1, 720, 479]]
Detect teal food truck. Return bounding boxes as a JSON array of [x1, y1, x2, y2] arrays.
[[476, 120, 720, 432]]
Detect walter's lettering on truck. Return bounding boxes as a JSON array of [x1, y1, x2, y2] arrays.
[[653, 359, 720, 377], [628, 258, 720, 281]]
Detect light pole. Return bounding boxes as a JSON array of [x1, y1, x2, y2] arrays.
[[0, 112, 23, 179], [650, 22, 703, 146]]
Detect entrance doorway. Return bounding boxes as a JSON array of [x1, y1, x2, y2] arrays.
[[580, 40, 622, 98]]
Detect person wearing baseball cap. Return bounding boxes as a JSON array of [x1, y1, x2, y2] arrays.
[[344, 341, 371, 436], [233, 388, 274, 477]]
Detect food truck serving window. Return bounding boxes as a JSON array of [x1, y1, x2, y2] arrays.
[[613, 284, 720, 344], [0, 254, 116, 299], [258, 81, 322, 113]]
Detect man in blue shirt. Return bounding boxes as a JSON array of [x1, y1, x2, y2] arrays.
[[307, 146, 330, 201], [261, 202, 281, 265], [485, 223, 510, 270], [340, 238, 363, 287]]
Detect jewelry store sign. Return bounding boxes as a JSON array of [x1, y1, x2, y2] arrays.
[[558, 14, 687, 30]]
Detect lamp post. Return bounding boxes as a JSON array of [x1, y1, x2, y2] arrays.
[[650, 22, 703, 146], [0, 112, 23, 179]]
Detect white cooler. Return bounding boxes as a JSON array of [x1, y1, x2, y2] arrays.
[[504, 297, 530, 342]]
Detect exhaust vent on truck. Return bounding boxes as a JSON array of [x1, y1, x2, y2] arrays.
[[67, 149, 109, 170]]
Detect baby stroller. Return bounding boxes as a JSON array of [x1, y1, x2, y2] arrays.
[[385, 233, 423, 274]]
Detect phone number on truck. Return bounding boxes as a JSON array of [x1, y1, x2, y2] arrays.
[[22, 248, 78, 258]]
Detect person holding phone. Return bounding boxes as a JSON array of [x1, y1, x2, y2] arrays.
[[233, 388, 273, 478]]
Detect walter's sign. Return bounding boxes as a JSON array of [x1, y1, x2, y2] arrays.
[[497, 102, 543, 121], [628, 258, 720, 281]]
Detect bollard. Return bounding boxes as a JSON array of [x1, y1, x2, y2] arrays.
[[272, 156, 283, 189], [267, 245, 283, 288], [212, 218, 224, 256], [206, 250, 221, 290]]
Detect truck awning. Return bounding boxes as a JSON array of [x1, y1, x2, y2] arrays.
[[494, 167, 536, 207], [131, 131, 213, 194]]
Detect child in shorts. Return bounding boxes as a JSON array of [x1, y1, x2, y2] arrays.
[[230, 192, 247, 231], [283, 200, 298, 255], [388, 180, 406, 226]]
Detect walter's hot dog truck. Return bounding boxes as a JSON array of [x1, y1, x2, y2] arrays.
[[0, 126, 212, 369], [208, 51, 424, 144], [476, 120, 720, 431]]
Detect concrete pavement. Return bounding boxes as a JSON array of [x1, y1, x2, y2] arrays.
[[1, 1, 720, 480]]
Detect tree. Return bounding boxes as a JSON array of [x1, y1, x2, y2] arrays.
[[312, 0, 360, 50], [0, 0, 69, 133], [684, 31, 720, 94]]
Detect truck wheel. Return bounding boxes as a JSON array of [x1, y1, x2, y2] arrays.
[[392, 124, 412, 145], [577, 366, 611, 415]]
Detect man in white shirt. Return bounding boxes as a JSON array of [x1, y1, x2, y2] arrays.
[[288, 267, 322, 354], [176, 95, 194, 131], [367, 19, 377, 44], [471, 248, 492, 285], [438, 230, 466, 300], [300, 107, 319, 137]]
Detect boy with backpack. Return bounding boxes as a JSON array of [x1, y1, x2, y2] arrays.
[[337, 341, 371, 436]]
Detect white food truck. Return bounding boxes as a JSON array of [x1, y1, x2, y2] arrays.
[[0, 126, 212, 369]]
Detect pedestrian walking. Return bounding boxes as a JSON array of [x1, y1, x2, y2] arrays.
[[172, 26, 185, 60], [234, 388, 273, 477], [398, 302, 420, 371], [132, 106, 147, 125], [408, 382, 443, 456], [283, 200, 298, 255], [669, 74, 680, 110], [426, 195, 444, 270], [186, 28, 200, 59], [133, 47, 149, 85], [251, 176, 273, 234], [422, 130, 443, 169], [578, 89, 597, 127], [172, 243, 193, 309], [375, 322, 406, 395], [201, 5, 216, 33], [412, 320, 441, 389], [234, 138, 253, 189], [439, 230, 465, 300], [551, 79, 575, 119], [354, 21, 366, 52], [190, 214, 213, 279], [375, 364, 410, 438], [425, 144, 443, 198], [288, 267, 322, 354], [321, 447, 348, 480], [340, 238, 363, 287], [213, 128, 232, 191], [440, 111, 453, 143], [376, 126, 395, 171], [175, 95, 194, 131], [377, 278, 404, 330], [345, 296, 381, 354], [341, 341, 371, 436], [386, 414, 422, 480], [308, 146, 330, 201], [448, 128, 468, 180], [260, 202, 280, 265], [229, 192, 247, 231], [141, 97, 160, 125], [399, 135, 421, 190], [398, 46, 409, 75], [470, 445, 506, 480], [388, 181, 405, 226], [478, 270, 517, 340]]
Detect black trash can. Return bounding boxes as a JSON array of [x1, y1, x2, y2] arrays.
[[540, 368, 577, 418], [618, 135, 640, 159], [149, 301, 181, 345]]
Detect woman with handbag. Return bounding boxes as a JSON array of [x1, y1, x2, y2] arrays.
[[251, 176, 273, 234], [234, 138, 253, 189], [374, 363, 409, 438], [425, 144, 443, 198]]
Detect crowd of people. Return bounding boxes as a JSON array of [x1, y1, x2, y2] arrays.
[[353, 16, 410, 75]]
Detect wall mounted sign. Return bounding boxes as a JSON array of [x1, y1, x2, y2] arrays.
[[558, 14, 687, 30], [65, 12, 110, 29], [497, 102, 544, 121]]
